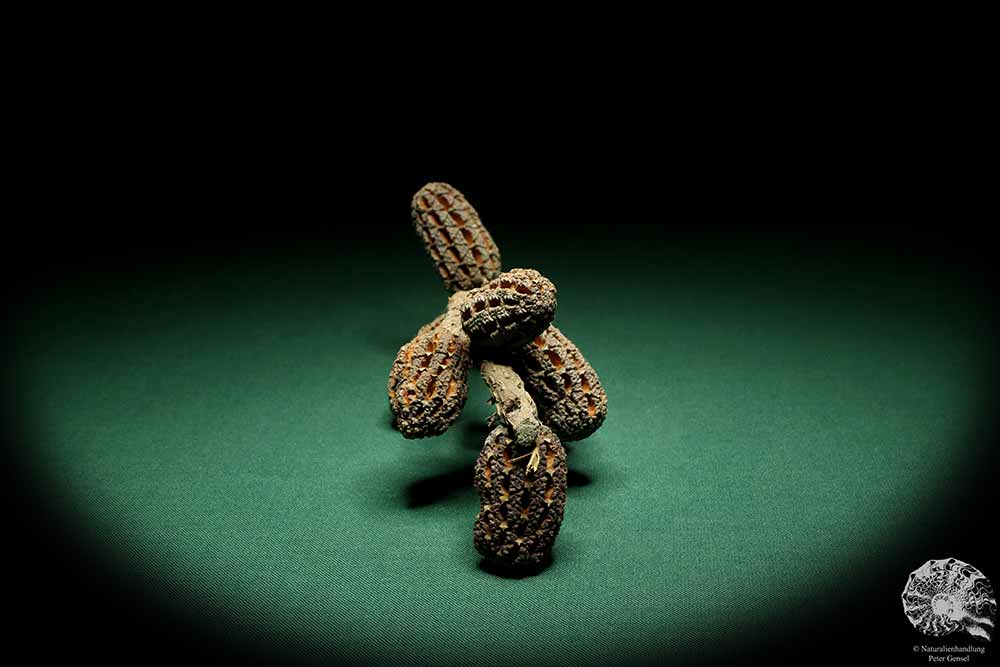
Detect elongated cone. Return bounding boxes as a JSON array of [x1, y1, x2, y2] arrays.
[[473, 424, 567, 568], [388, 293, 471, 438], [460, 268, 557, 350], [510, 324, 607, 441], [411, 182, 501, 292]]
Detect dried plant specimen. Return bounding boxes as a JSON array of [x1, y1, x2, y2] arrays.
[[388, 292, 472, 438], [390, 182, 610, 574], [460, 268, 557, 350], [511, 324, 607, 441], [411, 182, 502, 292], [473, 423, 567, 569]]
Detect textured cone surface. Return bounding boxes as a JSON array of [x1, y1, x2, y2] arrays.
[[511, 324, 607, 441], [412, 182, 501, 292], [473, 424, 567, 568], [388, 302, 471, 439], [461, 268, 557, 350]]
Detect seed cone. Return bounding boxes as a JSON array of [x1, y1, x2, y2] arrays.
[[511, 324, 607, 441], [411, 182, 501, 292], [473, 424, 567, 568], [388, 293, 472, 438], [461, 268, 557, 350]]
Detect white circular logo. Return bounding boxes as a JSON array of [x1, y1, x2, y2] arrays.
[[902, 557, 996, 641]]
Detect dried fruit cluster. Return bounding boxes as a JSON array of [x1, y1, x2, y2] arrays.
[[388, 182, 608, 571]]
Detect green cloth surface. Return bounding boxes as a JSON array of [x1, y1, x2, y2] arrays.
[[13, 237, 993, 665]]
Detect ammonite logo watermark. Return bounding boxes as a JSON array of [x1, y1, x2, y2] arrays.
[[902, 558, 996, 642]]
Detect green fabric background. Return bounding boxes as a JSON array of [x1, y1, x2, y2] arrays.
[[13, 236, 993, 664]]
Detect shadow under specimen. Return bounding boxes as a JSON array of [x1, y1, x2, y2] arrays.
[[401, 426, 595, 509], [404, 465, 476, 508], [478, 553, 554, 579]]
